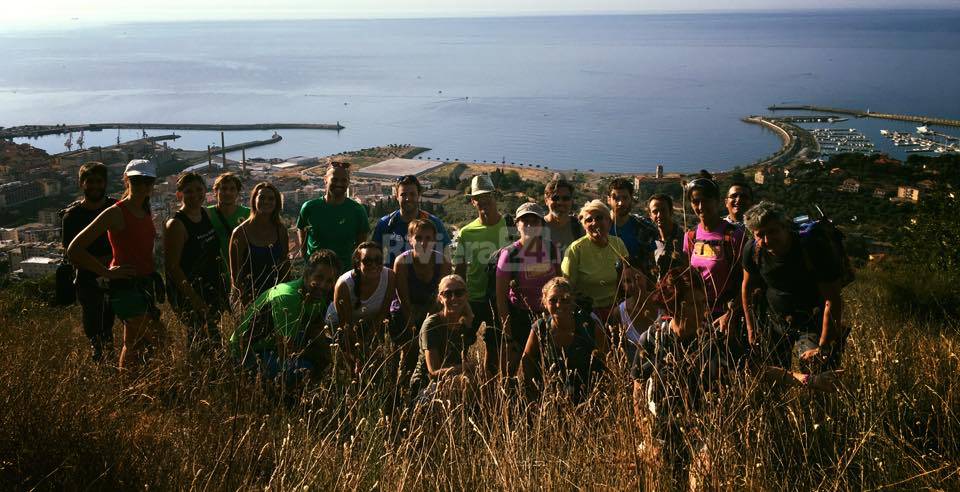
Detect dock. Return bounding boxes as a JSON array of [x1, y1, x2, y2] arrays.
[[0, 122, 344, 139], [53, 134, 181, 158], [183, 134, 283, 166], [768, 105, 960, 128]]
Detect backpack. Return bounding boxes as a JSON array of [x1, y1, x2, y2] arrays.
[[485, 235, 561, 305], [752, 205, 855, 289], [685, 221, 738, 267], [54, 264, 77, 306], [793, 207, 855, 288]]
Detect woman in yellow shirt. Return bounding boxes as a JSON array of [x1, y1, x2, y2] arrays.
[[561, 199, 628, 325]]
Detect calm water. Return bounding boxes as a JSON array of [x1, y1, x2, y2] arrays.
[[2, 10, 959, 172]]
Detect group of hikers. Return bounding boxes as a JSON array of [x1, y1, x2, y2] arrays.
[[61, 157, 849, 471]]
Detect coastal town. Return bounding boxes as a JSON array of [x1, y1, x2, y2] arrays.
[[0, 108, 956, 282]]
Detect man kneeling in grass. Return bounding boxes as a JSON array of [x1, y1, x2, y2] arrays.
[[741, 201, 848, 374], [230, 250, 340, 386]]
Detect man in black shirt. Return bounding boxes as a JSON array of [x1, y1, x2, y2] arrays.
[[61, 162, 117, 361], [741, 201, 846, 371]]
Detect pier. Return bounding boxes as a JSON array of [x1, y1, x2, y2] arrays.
[[54, 134, 181, 157], [183, 134, 284, 166], [0, 122, 344, 139], [768, 105, 960, 128]]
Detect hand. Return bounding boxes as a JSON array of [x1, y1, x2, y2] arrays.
[[806, 369, 845, 392], [712, 312, 731, 334], [800, 347, 822, 362], [104, 264, 136, 280]]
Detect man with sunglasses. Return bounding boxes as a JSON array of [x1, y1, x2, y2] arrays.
[[370, 174, 450, 266], [543, 177, 584, 258], [451, 174, 514, 377], [297, 160, 370, 273]]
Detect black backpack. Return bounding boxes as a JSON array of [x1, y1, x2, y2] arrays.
[[753, 204, 855, 288]]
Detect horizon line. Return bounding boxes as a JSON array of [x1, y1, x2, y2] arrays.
[[4, 7, 960, 32]]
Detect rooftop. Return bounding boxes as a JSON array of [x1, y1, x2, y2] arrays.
[[354, 158, 445, 179]]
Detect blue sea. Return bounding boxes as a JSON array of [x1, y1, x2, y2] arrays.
[[2, 10, 959, 172]]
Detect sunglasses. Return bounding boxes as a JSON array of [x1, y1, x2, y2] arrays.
[[440, 288, 467, 299], [129, 176, 156, 186], [360, 257, 382, 266], [550, 194, 572, 202], [546, 294, 573, 305], [330, 161, 351, 169], [727, 192, 747, 199], [685, 177, 719, 193], [396, 174, 419, 184]]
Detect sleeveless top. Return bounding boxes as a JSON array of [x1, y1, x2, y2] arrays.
[[325, 267, 391, 327], [108, 200, 155, 277], [533, 312, 604, 402], [236, 224, 285, 299], [172, 209, 223, 303], [390, 250, 443, 313]]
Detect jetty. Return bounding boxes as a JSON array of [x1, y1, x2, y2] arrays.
[[184, 134, 283, 166], [768, 105, 960, 128], [54, 133, 181, 158], [0, 122, 344, 139], [742, 116, 819, 167]]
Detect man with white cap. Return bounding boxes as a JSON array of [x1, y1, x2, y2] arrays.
[[494, 202, 561, 374], [68, 159, 164, 370], [451, 174, 514, 377]]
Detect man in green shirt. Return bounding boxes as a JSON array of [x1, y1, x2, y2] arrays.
[[207, 172, 251, 278], [297, 162, 370, 272], [230, 249, 340, 382], [451, 174, 513, 377]]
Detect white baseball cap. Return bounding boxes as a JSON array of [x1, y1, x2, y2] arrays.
[[124, 159, 157, 178]]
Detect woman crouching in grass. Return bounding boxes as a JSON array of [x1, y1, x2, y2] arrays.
[[519, 277, 607, 405], [229, 249, 340, 389], [408, 274, 478, 405]]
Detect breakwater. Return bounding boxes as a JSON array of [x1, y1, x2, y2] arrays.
[[0, 122, 343, 139], [768, 105, 960, 128]]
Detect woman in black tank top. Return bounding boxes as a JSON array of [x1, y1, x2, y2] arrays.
[[164, 173, 226, 349]]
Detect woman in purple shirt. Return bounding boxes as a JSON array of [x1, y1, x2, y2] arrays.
[[682, 171, 747, 336]]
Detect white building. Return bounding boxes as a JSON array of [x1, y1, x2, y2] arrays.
[[19, 256, 60, 278]]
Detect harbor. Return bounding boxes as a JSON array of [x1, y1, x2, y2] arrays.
[[0, 122, 344, 140], [768, 104, 960, 128], [810, 128, 876, 155], [880, 127, 960, 154]]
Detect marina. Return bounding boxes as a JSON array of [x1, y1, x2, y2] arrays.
[[880, 127, 960, 154], [810, 128, 876, 155]]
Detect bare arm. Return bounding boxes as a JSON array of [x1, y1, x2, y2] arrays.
[[333, 279, 356, 364], [229, 225, 249, 303], [297, 227, 309, 261], [519, 327, 541, 383], [742, 268, 756, 345], [370, 269, 395, 331], [394, 255, 412, 324], [818, 280, 843, 346], [278, 226, 291, 283], [495, 270, 512, 339], [164, 218, 206, 311], [67, 206, 131, 279]]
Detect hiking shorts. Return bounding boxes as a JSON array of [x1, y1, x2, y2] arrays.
[[765, 314, 846, 371], [109, 277, 160, 321]]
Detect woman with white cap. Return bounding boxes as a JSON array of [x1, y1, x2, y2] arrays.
[[68, 159, 163, 370], [561, 199, 629, 324], [495, 202, 561, 373]]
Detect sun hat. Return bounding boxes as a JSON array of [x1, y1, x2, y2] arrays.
[[515, 202, 546, 220], [468, 174, 496, 197], [123, 159, 157, 178]]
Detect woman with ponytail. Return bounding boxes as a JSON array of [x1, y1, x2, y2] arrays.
[[68, 159, 163, 370]]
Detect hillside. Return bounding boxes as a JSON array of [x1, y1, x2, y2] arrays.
[[1, 267, 958, 489]]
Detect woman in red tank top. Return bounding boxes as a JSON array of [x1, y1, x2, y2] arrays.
[[68, 159, 162, 371]]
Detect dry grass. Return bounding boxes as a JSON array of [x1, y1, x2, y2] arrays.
[[2, 270, 959, 490]]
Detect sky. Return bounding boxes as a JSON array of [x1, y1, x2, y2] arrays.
[[3, 0, 958, 28]]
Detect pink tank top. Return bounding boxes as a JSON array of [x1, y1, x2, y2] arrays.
[[108, 201, 156, 276]]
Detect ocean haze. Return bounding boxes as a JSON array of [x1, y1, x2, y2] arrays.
[[2, 10, 959, 172]]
